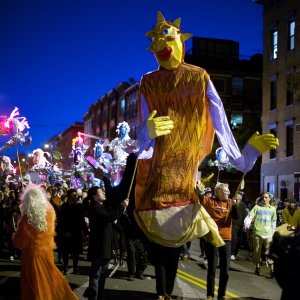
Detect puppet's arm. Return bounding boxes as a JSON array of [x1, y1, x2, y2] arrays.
[[206, 80, 278, 173]]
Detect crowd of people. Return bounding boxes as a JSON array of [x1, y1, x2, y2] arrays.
[[1, 171, 300, 299], [0, 154, 151, 299], [2, 9, 297, 300]]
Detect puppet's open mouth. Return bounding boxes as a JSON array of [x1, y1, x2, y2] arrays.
[[156, 47, 172, 60]]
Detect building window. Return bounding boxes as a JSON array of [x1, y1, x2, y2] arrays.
[[109, 126, 116, 139], [110, 104, 116, 120], [295, 173, 300, 202], [119, 99, 126, 116], [270, 80, 277, 110], [270, 127, 277, 159], [232, 77, 244, 96], [288, 21, 295, 51], [103, 107, 108, 123], [271, 30, 278, 59], [132, 101, 137, 117], [96, 125, 100, 135], [212, 78, 226, 93], [267, 182, 275, 197], [230, 114, 243, 129], [286, 74, 294, 106], [285, 120, 294, 157], [127, 103, 132, 118]]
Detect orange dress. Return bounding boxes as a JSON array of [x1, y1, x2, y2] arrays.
[[13, 204, 78, 300]]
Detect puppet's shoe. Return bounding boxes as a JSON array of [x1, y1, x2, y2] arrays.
[[255, 267, 261, 276], [72, 268, 80, 275], [127, 274, 134, 281], [136, 273, 146, 280]]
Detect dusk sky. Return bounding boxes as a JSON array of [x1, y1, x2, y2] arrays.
[[0, 0, 263, 158]]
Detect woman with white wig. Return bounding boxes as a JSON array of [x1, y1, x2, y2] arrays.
[[13, 184, 78, 300]]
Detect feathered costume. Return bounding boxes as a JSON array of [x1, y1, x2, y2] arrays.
[[13, 199, 78, 300]]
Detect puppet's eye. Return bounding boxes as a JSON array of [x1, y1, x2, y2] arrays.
[[162, 28, 169, 35]]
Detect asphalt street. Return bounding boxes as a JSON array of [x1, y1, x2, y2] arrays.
[[0, 240, 282, 300]]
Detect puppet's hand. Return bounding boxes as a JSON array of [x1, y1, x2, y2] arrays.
[[248, 132, 279, 154], [146, 110, 174, 139]]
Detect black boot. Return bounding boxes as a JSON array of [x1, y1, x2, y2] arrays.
[[255, 267, 261, 276], [63, 266, 68, 275]]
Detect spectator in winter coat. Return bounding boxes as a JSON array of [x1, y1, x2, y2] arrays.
[[83, 185, 128, 300]]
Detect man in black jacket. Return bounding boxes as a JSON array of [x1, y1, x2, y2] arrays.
[[270, 224, 300, 300], [83, 185, 128, 300], [59, 188, 88, 275]]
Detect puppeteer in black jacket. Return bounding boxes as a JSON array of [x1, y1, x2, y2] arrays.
[[87, 195, 125, 261], [84, 186, 128, 300]]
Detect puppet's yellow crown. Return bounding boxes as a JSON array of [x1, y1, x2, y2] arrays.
[[145, 11, 192, 42]]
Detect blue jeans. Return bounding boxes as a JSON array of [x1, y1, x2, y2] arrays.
[[87, 258, 110, 300], [205, 240, 231, 298]]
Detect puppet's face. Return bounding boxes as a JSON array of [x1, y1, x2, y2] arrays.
[[75, 136, 83, 149], [33, 150, 42, 164], [149, 24, 183, 70], [146, 11, 191, 70], [94, 141, 103, 159], [118, 124, 128, 139], [1, 156, 10, 170]]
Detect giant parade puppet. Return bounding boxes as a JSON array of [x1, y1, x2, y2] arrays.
[[133, 11, 279, 248], [68, 135, 94, 188], [108, 121, 139, 186], [0, 107, 32, 187], [28, 148, 64, 185], [0, 155, 16, 186], [0, 107, 31, 152], [67, 123, 138, 189]]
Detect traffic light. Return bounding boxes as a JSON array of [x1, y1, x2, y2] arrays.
[[0, 116, 13, 135]]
